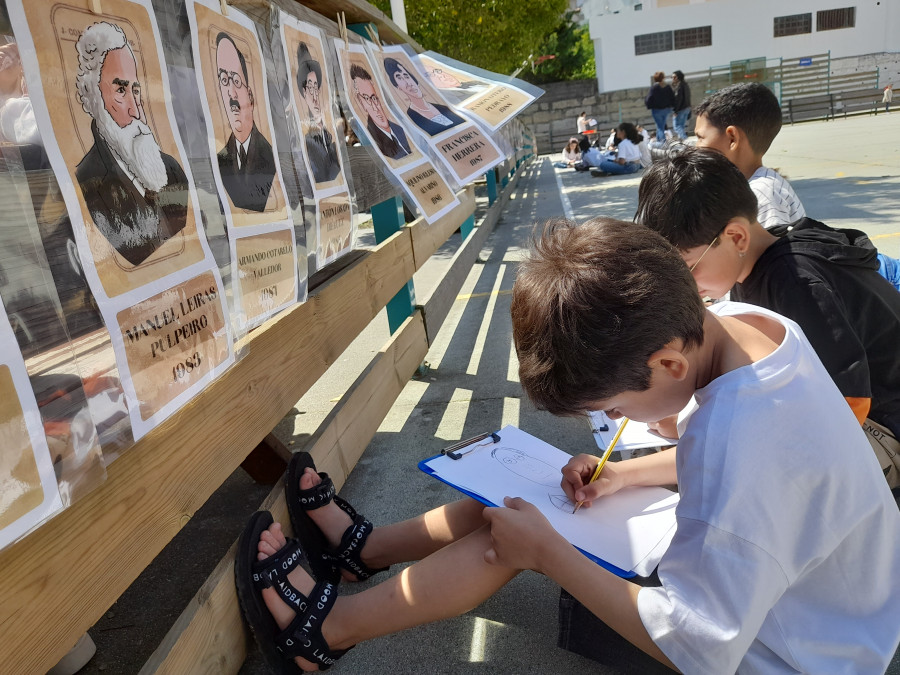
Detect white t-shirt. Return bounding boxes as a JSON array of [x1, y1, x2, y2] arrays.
[[616, 139, 641, 163], [638, 302, 900, 674], [637, 140, 652, 168], [749, 166, 806, 229], [577, 116, 588, 133]]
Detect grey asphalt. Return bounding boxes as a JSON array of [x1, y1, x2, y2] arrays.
[[84, 113, 900, 674]]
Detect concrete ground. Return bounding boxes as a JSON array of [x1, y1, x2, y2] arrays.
[[84, 112, 900, 674]]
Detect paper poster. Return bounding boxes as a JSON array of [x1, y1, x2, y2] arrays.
[[371, 45, 503, 187], [416, 52, 539, 132], [10, 0, 235, 439], [0, 295, 64, 550], [279, 14, 354, 267], [187, 0, 298, 328], [332, 40, 459, 224]]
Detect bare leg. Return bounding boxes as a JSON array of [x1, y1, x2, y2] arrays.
[[298, 467, 487, 570], [258, 519, 517, 671]]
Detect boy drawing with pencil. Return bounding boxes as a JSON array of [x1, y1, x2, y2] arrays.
[[636, 146, 900, 488], [235, 219, 900, 674]]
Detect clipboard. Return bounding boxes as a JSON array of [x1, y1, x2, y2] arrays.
[[418, 425, 679, 579], [418, 454, 635, 577]]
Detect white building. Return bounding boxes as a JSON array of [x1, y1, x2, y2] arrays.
[[582, 0, 900, 92]]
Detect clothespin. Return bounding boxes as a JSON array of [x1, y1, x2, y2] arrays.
[[337, 12, 348, 48], [220, 0, 228, 16], [365, 24, 383, 51], [89, 0, 102, 15]]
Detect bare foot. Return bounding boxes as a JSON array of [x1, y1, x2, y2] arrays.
[[258, 521, 346, 671], [299, 467, 377, 580]]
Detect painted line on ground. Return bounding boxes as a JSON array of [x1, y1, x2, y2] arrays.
[[552, 158, 575, 221]]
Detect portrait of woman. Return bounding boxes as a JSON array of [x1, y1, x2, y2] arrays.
[[382, 57, 464, 137]]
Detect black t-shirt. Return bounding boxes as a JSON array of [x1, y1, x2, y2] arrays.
[[732, 218, 900, 439]]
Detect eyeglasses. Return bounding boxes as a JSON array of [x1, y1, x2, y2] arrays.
[[302, 80, 321, 94], [357, 92, 381, 107], [218, 70, 245, 90], [689, 235, 719, 273]]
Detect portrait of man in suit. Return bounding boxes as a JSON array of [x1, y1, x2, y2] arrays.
[[74, 21, 189, 267], [296, 41, 340, 185], [215, 32, 276, 212], [349, 63, 411, 161]]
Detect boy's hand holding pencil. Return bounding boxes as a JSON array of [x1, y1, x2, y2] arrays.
[[561, 453, 627, 508]]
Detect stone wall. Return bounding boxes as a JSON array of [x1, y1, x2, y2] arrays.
[[519, 79, 694, 153]]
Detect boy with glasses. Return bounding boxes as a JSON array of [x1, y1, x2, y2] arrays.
[[637, 146, 900, 488]]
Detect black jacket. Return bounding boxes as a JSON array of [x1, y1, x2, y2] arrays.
[[76, 121, 189, 266], [732, 217, 900, 439], [645, 83, 675, 110], [304, 125, 341, 185], [217, 124, 277, 212], [673, 80, 691, 112]]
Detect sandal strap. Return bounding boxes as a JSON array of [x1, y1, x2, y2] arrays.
[[333, 497, 389, 581], [251, 538, 305, 590], [275, 580, 349, 669], [296, 472, 336, 511]]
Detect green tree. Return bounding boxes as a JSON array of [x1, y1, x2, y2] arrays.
[[520, 11, 596, 84], [371, 0, 568, 75]]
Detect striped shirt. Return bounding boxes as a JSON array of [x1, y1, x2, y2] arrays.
[[749, 166, 806, 229]]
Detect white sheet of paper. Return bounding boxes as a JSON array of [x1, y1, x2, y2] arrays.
[[588, 411, 673, 452], [423, 425, 678, 575]]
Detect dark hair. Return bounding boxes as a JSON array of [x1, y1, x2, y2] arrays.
[[215, 32, 248, 84], [296, 42, 322, 92], [617, 122, 641, 144], [652, 71, 665, 83], [383, 57, 417, 87], [635, 146, 758, 249], [694, 82, 782, 154], [512, 218, 705, 416], [349, 63, 372, 84], [672, 70, 684, 81]]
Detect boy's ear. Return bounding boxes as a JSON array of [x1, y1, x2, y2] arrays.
[[724, 125, 742, 150], [722, 217, 752, 254], [647, 346, 690, 382]]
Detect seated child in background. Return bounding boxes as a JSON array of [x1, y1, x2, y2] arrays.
[[554, 137, 581, 168], [591, 122, 643, 176], [694, 82, 900, 290], [235, 218, 900, 674], [636, 146, 900, 487]]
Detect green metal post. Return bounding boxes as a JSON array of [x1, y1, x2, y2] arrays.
[[460, 214, 475, 240], [371, 196, 415, 334], [486, 170, 498, 205]]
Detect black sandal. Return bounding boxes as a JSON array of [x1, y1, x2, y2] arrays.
[[235, 511, 351, 673], [286, 452, 389, 583]]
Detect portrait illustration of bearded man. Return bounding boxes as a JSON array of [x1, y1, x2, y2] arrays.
[[74, 21, 189, 267], [215, 32, 276, 212], [296, 41, 340, 185]]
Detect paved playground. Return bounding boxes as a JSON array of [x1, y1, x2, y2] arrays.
[[83, 112, 900, 674]]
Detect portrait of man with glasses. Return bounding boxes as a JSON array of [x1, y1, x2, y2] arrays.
[[296, 41, 340, 185], [349, 63, 411, 161], [214, 31, 276, 212]]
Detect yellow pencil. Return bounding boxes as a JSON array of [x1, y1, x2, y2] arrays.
[[573, 418, 630, 514]]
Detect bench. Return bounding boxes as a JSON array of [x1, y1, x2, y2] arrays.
[[834, 88, 884, 117], [784, 93, 834, 124]]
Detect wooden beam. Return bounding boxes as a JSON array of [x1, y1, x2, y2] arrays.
[[141, 311, 429, 674], [0, 229, 417, 673], [408, 186, 475, 270]]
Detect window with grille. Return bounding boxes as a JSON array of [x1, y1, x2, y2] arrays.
[[817, 7, 855, 31], [774, 13, 812, 37], [634, 31, 673, 56], [674, 26, 712, 50]]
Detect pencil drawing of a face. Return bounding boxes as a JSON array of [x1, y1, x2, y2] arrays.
[[492, 447, 559, 487]]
